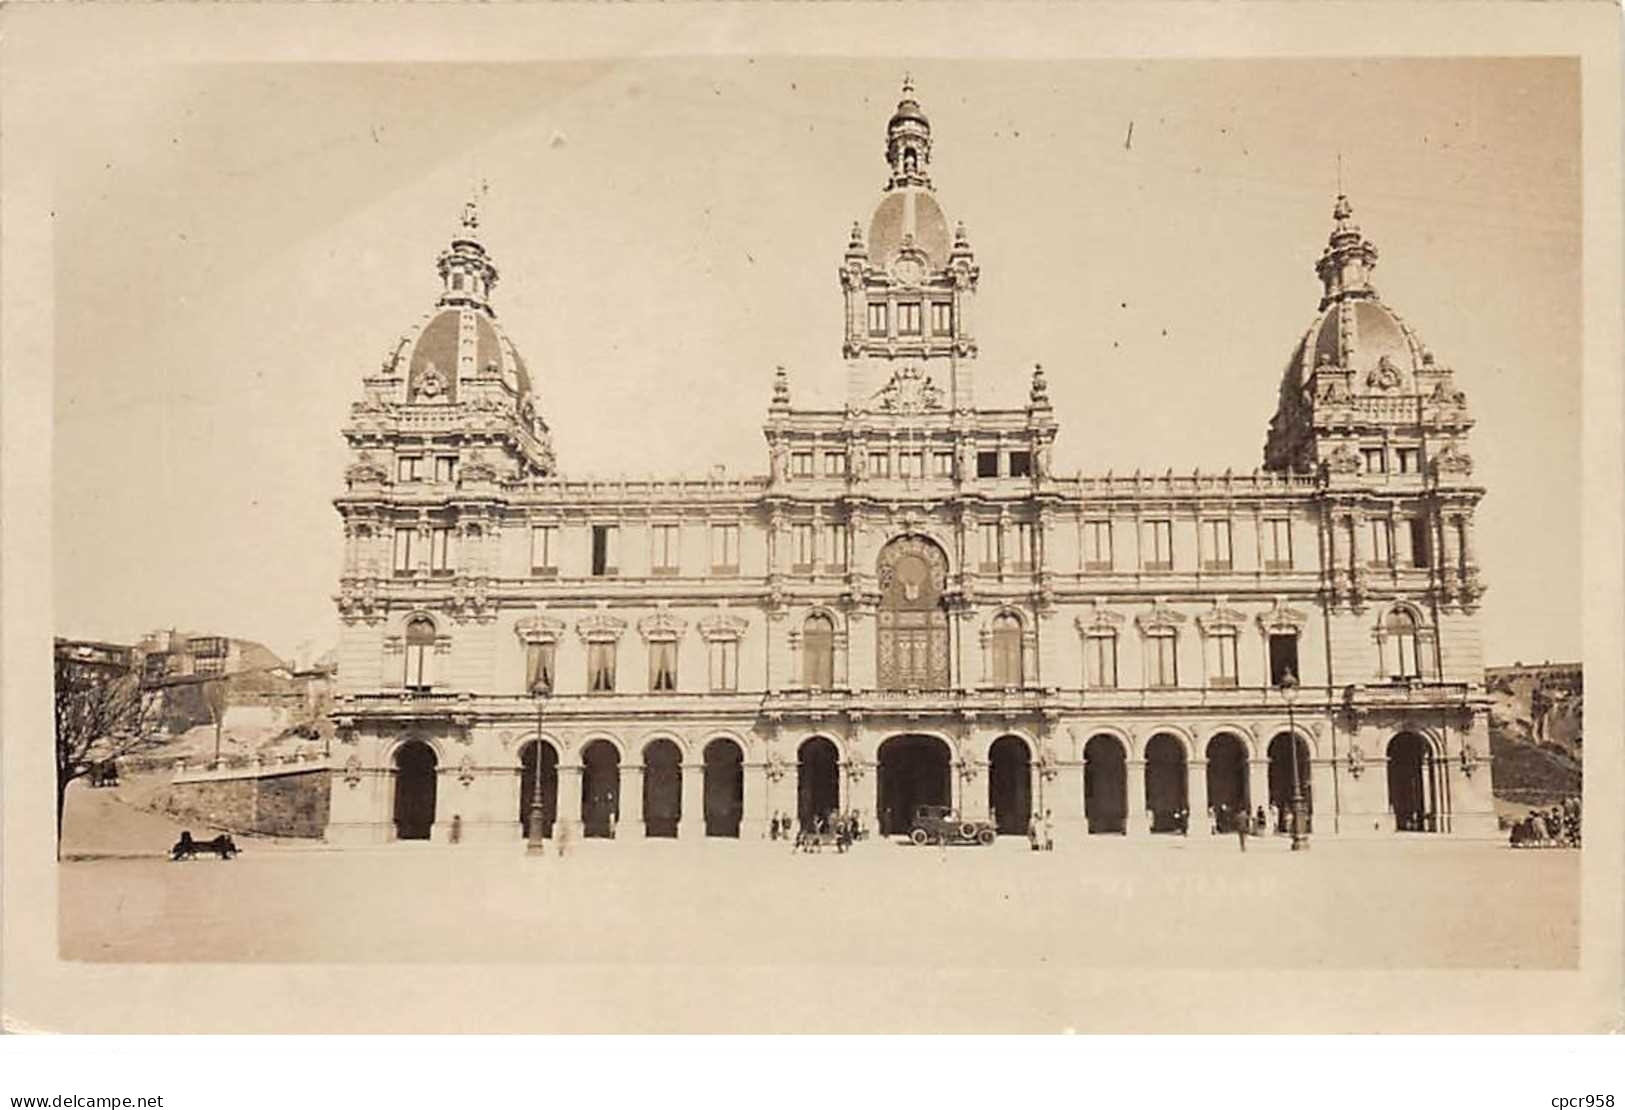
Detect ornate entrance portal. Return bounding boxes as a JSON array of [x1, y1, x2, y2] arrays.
[[877, 535, 950, 691], [392, 741, 438, 840], [877, 734, 952, 834]]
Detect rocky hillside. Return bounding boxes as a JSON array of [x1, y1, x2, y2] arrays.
[[1488, 663, 1582, 806]]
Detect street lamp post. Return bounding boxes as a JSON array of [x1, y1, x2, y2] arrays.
[[526, 678, 551, 855], [1279, 667, 1308, 851]]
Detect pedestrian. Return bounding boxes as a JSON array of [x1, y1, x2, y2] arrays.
[[1043, 809, 1055, 852], [556, 816, 570, 858], [449, 814, 463, 845], [1208, 806, 1218, 835], [1255, 805, 1268, 836], [1236, 810, 1249, 853]]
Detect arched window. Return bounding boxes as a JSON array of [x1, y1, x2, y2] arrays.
[[803, 613, 835, 689], [991, 612, 1023, 686], [405, 616, 437, 690], [1383, 608, 1421, 680]]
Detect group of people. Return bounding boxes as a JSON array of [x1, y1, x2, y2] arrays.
[[1508, 796, 1581, 848], [1024, 810, 1056, 852], [771, 810, 866, 853]]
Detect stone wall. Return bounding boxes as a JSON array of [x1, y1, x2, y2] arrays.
[[165, 767, 331, 838]]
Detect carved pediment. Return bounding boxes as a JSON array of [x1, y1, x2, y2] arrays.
[[1432, 442, 1474, 477], [1196, 602, 1249, 634], [1074, 601, 1125, 636], [514, 614, 566, 645], [698, 613, 750, 642], [576, 614, 627, 643], [1135, 600, 1186, 633], [345, 453, 390, 484], [637, 611, 689, 641], [1257, 598, 1309, 633], [1324, 443, 1361, 475]]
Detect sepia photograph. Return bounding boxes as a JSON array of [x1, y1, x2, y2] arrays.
[[3, 0, 1621, 1074]]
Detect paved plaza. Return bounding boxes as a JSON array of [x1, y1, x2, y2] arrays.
[[60, 832, 1577, 969]]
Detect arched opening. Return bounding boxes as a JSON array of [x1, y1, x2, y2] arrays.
[[404, 616, 436, 691], [1143, 734, 1188, 834], [877, 734, 952, 835], [1387, 732, 1439, 833], [987, 735, 1032, 835], [1084, 734, 1127, 834], [1206, 733, 1251, 833], [703, 738, 744, 838], [1267, 733, 1314, 834], [580, 740, 621, 838], [518, 739, 559, 838], [392, 740, 438, 840], [802, 613, 835, 689], [1382, 607, 1423, 680], [877, 536, 950, 691], [643, 738, 683, 838], [990, 613, 1024, 686], [797, 737, 841, 832]]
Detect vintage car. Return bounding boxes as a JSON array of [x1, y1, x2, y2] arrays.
[[907, 804, 996, 846]]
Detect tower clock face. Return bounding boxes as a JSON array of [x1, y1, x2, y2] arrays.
[[892, 256, 924, 285]]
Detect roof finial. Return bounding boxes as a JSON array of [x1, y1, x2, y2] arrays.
[[902, 72, 914, 97]]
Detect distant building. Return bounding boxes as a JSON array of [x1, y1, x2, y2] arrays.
[[328, 80, 1494, 846], [54, 637, 137, 679]]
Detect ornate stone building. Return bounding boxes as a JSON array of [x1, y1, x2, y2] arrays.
[[327, 80, 1494, 845]]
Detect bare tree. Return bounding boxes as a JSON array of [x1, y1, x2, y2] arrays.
[[54, 654, 163, 858]]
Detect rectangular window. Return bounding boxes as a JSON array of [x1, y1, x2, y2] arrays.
[[709, 639, 739, 692], [933, 451, 955, 477], [1361, 447, 1387, 474], [591, 525, 618, 577], [434, 456, 456, 483], [791, 452, 814, 477], [1008, 451, 1033, 478], [1395, 447, 1421, 474], [1013, 522, 1036, 570], [393, 528, 415, 575], [867, 302, 888, 336], [710, 523, 740, 573], [897, 451, 920, 479], [1148, 631, 1179, 688], [1084, 634, 1118, 688], [1146, 520, 1174, 572], [429, 527, 453, 575], [896, 302, 921, 335], [587, 642, 616, 693], [1263, 518, 1293, 572], [651, 524, 681, 575], [1083, 520, 1113, 571], [397, 457, 422, 483], [1269, 633, 1300, 687], [525, 641, 556, 695], [868, 452, 891, 478], [976, 451, 1000, 478], [825, 524, 848, 570], [1409, 516, 1431, 568], [792, 523, 816, 571], [1368, 519, 1393, 566], [1210, 631, 1239, 688], [530, 525, 557, 574], [1201, 519, 1233, 570], [649, 640, 678, 692], [979, 522, 1001, 570], [931, 301, 953, 335], [824, 452, 846, 477]]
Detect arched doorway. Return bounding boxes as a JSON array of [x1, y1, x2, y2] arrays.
[[1206, 733, 1250, 833], [877, 535, 951, 690], [988, 735, 1032, 835], [703, 738, 744, 838], [1267, 732, 1314, 834], [1084, 734, 1127, 834], [1387, 732, 1438, 832], [797, 737, 841, 832], [581, 740, 621, 838], [392, 740, 438, 840], [1143, 734, 1187, 833], [643, 739, 683, 838], [877, 734, 952, 835], [518, 739, 559, 838]]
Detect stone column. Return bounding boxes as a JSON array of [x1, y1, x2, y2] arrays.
[[621, 764, 645, 839], [1049, 762, 1085, 840], [680, 762, 705, 839], [1188, 759, 1210, 836], [1248, 759, 1270, 830], [742, 760, 769, 840], [555, 765, 582, 839], [1126, 759, 1149, 834]]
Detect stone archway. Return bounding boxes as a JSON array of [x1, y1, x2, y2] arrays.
[[797, 737, 841, 832], [643, 738, 683, 838], [581, 740, 621, 838], [987, 735, 1032, 835], [876, 734, 952, 835], [703, 738, 744, 838], [1267, 732, 1314, 834], [1143, 734, 1187, 834], [1206, 733, 1250, 833], [392, 740, 438, 840], [1084, 734, 1127, 834], [876, 535, 951, 691], [1388, 732, 1439, 833], [518, 739, 559, 838]]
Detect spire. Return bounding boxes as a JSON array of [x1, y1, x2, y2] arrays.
[[437, 186, 499, 313], [770, 364, 791, 411], [885, 74, 932, 191], [1315, 193, 1378, 310]]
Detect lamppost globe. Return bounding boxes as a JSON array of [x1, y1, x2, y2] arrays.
[[526, 677, 552, 855]]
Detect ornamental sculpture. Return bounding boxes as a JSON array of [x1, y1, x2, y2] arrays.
[[871, 365, 944, 414]]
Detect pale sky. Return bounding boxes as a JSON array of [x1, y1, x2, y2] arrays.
[[52, 57, 1580, 667]]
